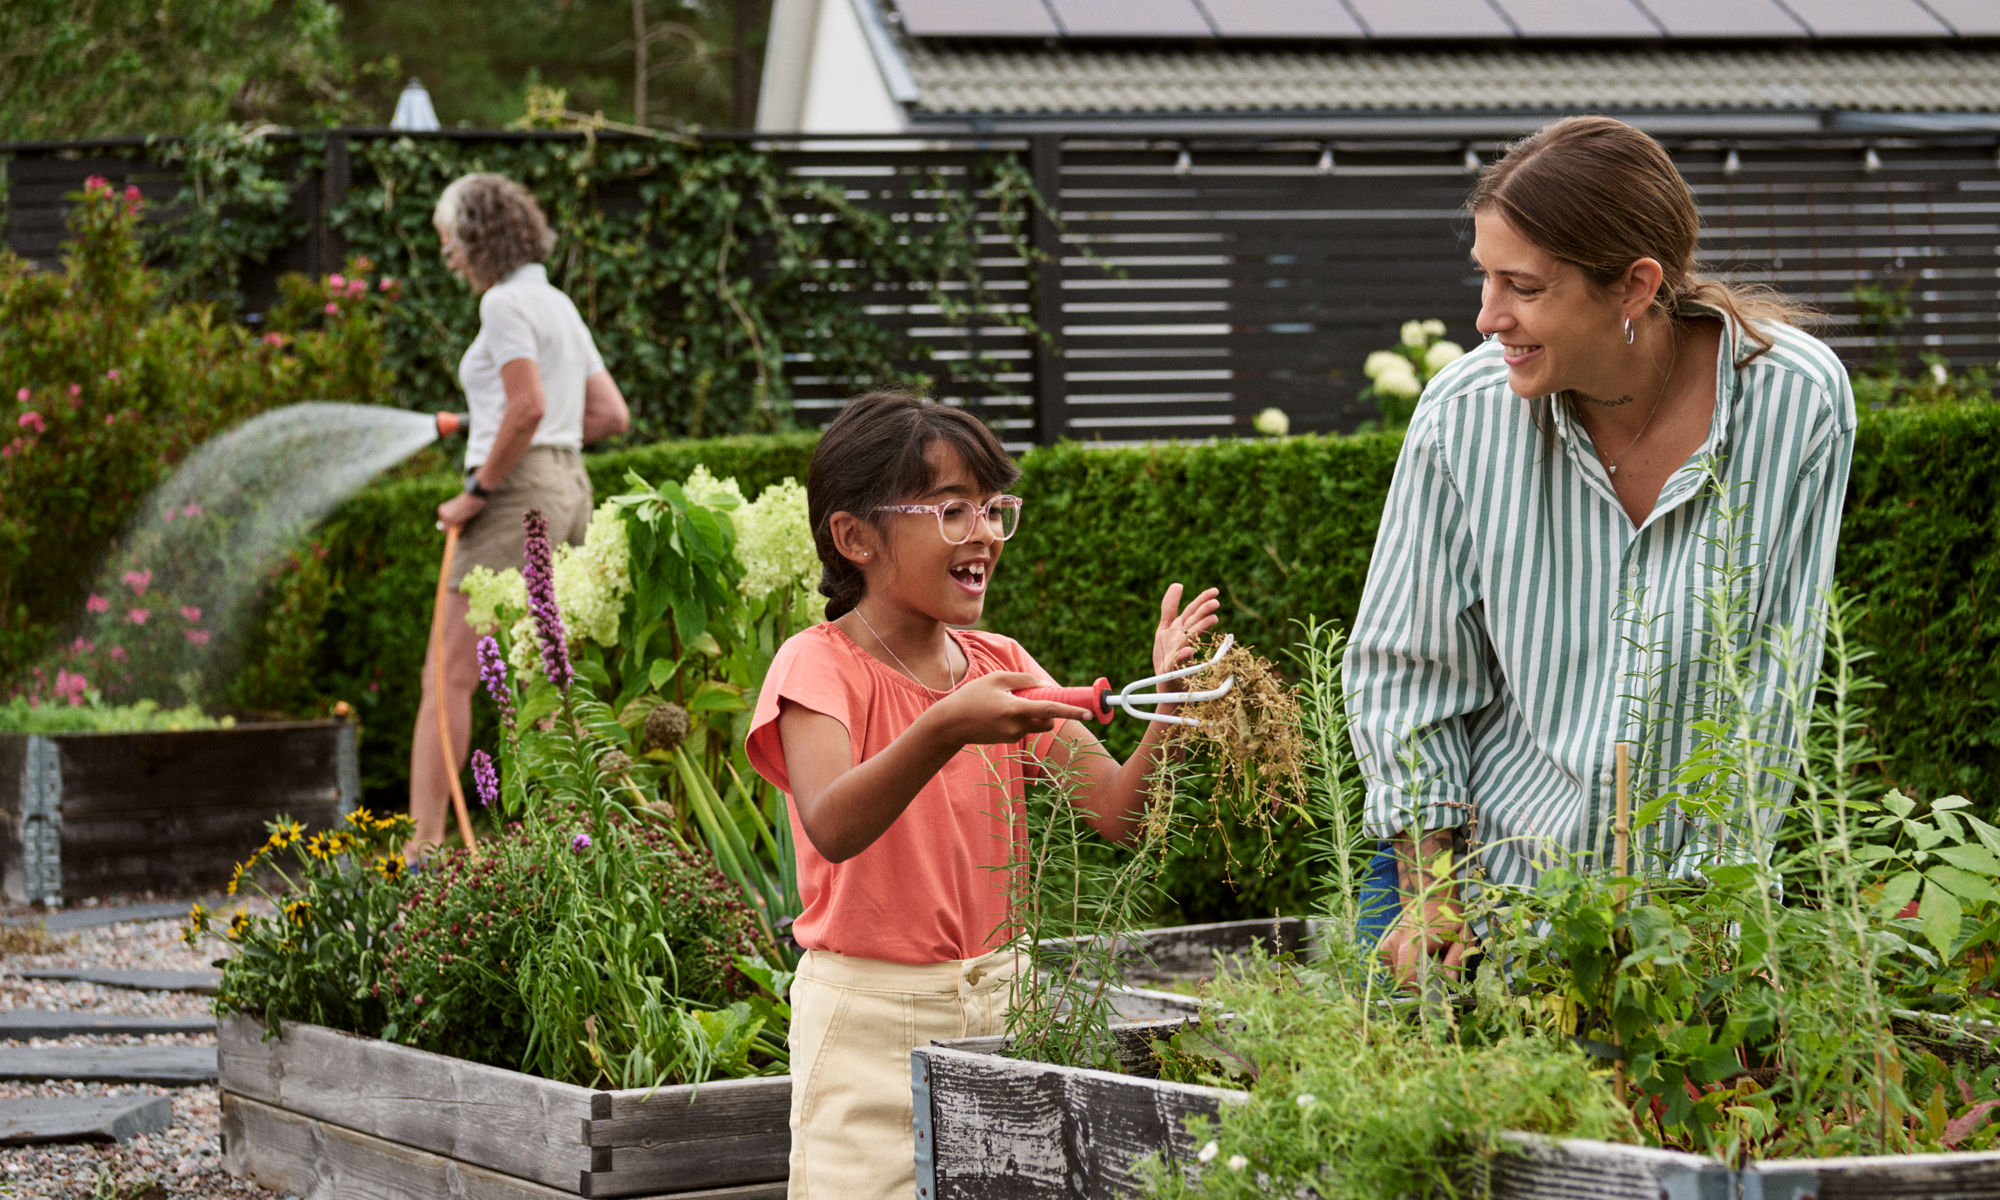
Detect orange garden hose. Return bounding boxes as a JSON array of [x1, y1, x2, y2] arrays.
[[432, 524, 481, 859]]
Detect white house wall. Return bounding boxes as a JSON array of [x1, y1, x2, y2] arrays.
[[758, 0, 907, 134]]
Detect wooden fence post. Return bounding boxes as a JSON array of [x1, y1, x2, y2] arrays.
[[1028, 135, 1065, 447]]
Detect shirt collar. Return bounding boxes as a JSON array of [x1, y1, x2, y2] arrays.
[[501, 263, 547, 287], [1547, 301, 1743, 456]]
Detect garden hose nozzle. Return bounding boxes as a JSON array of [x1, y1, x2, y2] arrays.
[[1016, 635, 1237, 727], [435, 412, 467, 438]]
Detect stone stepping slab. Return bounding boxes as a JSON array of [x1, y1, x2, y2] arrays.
[[14, 966, 220, 994], [0, 1094, 174, 1145], [0, 899, 224, 932], [0, 1009, 215, 1040], [0, 1044, 216, 1085]]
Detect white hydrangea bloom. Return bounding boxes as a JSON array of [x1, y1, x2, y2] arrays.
[[683, 464, 745, 512], [506, 613, 542, 679], [1252, 407, 1290, 437], [734, 477, 819, 601], [460, 565, 528, 634], [1363, 350, 1406, 381], [549, 504, 633, 647], [1373, 360, 1422, 399], [1399, 319, 1427, 348], [1423, 340, 1465, 374], [1421, 318, 1447, 339]]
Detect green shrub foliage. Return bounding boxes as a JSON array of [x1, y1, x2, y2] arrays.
[[260, 408, 2000, 918], [0, 177, 401, 691]]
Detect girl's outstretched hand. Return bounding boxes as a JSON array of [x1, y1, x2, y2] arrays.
[[1152, 583, 1221, 676], [937, 671, 1092, 746]]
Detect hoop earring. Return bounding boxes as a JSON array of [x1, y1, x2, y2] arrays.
[[1482, 332, 1497, 343], [1623, 317, 1635, 346]]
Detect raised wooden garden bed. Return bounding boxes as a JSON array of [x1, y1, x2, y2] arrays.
[[918, 917, 2000, 1198], [217, 1013, 790, 1199], [0, 718, 359, 905]]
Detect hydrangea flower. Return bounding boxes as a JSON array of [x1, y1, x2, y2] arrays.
[[732, 477, 817, 602], [1252, 407, 1290, 437], [1424, 340, 1465, 374]]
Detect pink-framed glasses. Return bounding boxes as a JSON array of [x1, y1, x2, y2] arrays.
[[875, 495, 1023, 544]]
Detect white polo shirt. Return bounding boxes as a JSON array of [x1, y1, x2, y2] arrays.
[[458, 263, 604, 471]]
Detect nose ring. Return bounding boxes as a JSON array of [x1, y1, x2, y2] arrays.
[[1482, 333, 1497, 342]]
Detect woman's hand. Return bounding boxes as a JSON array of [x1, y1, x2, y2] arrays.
[[1379, 829, 1469, 990], [436, 491, 485, 531], [1152, 583, 1222, 677], [1380, 887, 1469, 991], [934, 671, 1091, 746]]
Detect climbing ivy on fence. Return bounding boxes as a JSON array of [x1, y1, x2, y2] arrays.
[[65, 127, 1044, 441]]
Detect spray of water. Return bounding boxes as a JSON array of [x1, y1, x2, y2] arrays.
[[47, 403, 444, 709]]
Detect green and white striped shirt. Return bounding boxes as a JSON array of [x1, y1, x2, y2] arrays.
[[1346, 307, 1856, 890]]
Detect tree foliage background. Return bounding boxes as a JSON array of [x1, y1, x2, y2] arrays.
[[0, 0, 772, 141]]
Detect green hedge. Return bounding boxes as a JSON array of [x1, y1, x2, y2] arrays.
[[262, 407, 1999, 920]]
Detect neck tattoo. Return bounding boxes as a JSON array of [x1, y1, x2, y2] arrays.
[[1595, 327, 1681, 477], [852, 606, 959, 698]]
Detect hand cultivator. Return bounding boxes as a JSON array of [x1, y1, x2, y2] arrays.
[[1018, 635, 1237, 726]]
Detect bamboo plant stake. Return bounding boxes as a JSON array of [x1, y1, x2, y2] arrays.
[[1612, 741, 1632, 1103]]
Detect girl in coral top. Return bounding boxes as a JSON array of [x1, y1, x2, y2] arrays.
[[745, 391, 1218, 1200]]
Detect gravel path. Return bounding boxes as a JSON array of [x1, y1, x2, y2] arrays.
[[1, 896, 298, 1200]]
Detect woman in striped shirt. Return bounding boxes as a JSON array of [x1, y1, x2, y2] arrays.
[[1347, 116, 1856, 986]]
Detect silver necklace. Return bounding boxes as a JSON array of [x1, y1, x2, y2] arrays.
[[1597, 328, 1680, 477], [852, 607, 959, 697]]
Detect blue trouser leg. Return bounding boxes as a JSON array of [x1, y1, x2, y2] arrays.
[[1356, 840, 1402, 948]]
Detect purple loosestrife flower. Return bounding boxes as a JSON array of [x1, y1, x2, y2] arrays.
[[470, 750, 499, 808], [520, 509, 572, 690], [475, 636, 515, 725], [571, 833, 592, 854]]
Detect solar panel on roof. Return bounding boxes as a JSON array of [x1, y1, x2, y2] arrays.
[[1345, 0, 1517, 38], [1490, 0, 1662, 37], [891, 0, 1061, 37], [1642, 0, 1806, 37], [1922, 0, 2000, 36], [1202, 0, 1366, 38], [1044, 0, 1214, 36], [1783, 0, 1952, 36]]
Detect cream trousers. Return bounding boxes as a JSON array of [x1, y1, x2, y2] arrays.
[[787, 946, 1024, 1200]]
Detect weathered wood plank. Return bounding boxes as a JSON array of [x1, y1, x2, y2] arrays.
[[580, 1075, 791, 1197], [915, 1030, 1241, 1200], [1035, 917, 1316, 987], [222, 1093, 785, 1200], [1489, 1134, 1729, 1199], [0, 1009, 214, 1039], [0, 1094, 174, 1145], [219, 1013, 595, 1191], [1749, 1150, 2000, 1199]]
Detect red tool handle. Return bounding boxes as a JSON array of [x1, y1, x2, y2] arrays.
[[1016, 679, 1113, 723]]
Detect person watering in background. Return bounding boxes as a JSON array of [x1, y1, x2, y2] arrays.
[[407, 173, 630, 863], [746, 391, 1219, 1200], [1346, 116, 1856, 986]]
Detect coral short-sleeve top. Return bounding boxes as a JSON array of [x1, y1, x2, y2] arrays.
[[746, 622, 1062, 965]]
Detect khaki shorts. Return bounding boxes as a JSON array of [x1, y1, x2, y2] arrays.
[[449, 446, 591, 589], [787, 947, 1024, 1200]]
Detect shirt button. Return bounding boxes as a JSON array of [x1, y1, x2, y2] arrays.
[[1627, 564, 1641, 579], [1599, 771, 1614, 785]]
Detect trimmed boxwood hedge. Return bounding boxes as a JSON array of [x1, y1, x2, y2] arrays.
[[255, 407, 1998, 920]]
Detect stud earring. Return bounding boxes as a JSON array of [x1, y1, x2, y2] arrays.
[[1623, 316, 1635, 345]]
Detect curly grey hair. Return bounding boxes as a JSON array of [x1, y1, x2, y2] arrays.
[[432, 174, 556, 292]]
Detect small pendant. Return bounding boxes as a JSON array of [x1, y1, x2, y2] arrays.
[[1607, 463, 1618, 475]]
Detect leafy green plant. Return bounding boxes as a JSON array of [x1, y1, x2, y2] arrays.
[[200, 807, 414, 1037], [0, 695, 229, 733], [0, 175, 403, 696]]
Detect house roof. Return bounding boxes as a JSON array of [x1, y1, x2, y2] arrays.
[[899, 43, 2000, 122]]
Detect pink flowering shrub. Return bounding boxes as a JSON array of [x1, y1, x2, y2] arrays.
[[1, 177, 400, 698]]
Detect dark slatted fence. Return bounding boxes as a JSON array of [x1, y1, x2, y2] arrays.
[[5, 131, 1995, 446]]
